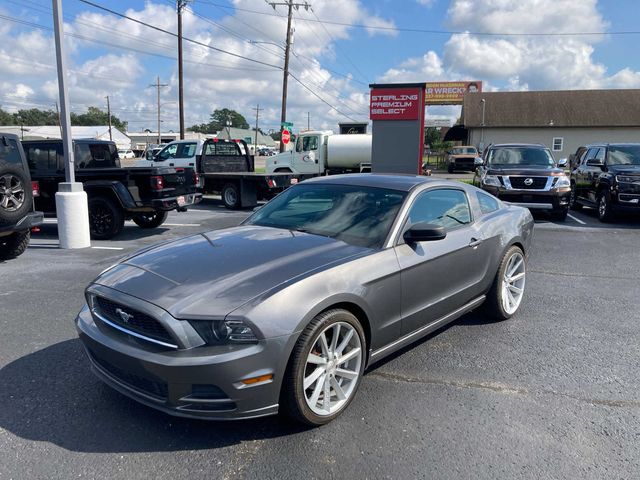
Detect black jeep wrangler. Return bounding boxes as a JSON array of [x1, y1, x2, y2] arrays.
[[569, 143, 640, 222], [0, 133, 43, 260]]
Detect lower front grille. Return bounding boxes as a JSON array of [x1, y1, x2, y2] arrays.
[[499, 194, 554, 204], [509, 176, 548, 189], [89, 350, 168, 400]]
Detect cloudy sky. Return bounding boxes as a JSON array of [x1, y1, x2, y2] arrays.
[[1, 0, 639, 134]]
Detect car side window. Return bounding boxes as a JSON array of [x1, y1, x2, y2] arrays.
[[584, 147, 598, 162], [75, 143, 92, 168], [25, 143, 61, 172], [0, 138, 23, 165], [595, 148, 606, 162], [476, 192, 500, 214], [407, 189, 472, 230], [158, 144, 178, 160], [177, 143, 197, 158]]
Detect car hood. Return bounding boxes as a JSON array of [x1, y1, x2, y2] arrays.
[[608, 165, 640, 175], [450, 154, 477, 159], [93, 226, 371, 318], [487, 166, 564, 176]]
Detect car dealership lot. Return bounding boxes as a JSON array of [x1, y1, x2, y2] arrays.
[[1, 199, 639, 479]]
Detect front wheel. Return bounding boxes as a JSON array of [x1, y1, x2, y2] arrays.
[[132, 210, 168, 229], [0, 230, 30, 260], [569, 183, 582, 211], [282, 309, 366, 426], [221, 183, 240, 209], [483, 246, 526, 321], [597, 191, 615, 223]]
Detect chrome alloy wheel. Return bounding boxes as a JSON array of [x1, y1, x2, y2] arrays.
[[502, 251, 526, 315], [303, 322, 362, 416], [598, 195, 607, 218], [0, 174, 25, 211]]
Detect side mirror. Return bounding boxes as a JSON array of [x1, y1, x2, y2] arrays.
[[403, 223, 446, 243], [557, 158, 568, 168], [586, 159, 604, 167], [145, 151, 153, 160], [474, 157, 484, 166]]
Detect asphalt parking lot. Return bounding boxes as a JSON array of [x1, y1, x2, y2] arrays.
[[1, 198, 639, 479]]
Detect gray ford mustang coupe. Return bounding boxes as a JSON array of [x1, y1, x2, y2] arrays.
[[76, 174, 534, 425]]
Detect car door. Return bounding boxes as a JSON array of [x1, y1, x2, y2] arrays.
[[585, 147, 605, 203], [23, 142, 61, 213], [575, 147, 595, 201], [395, 187, 487, 335]]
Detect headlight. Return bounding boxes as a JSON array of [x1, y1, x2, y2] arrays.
[[616, 175, 639, 183], [482, 175, 501, 187], [188, 319, 258, 345], [555, 175, 570, 187]]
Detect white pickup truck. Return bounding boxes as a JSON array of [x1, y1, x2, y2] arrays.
[[266, 130, 371, 175]]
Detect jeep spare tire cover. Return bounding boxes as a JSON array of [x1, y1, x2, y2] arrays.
[[0, 163, 32, 227]]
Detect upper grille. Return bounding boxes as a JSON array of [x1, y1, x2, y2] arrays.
[[509, 176, 548, 189], [94, 296, 174, 345]]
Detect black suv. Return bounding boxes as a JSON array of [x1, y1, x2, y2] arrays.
[[475, 143, 570, 221], [0, 133, 43, 259], [569, 143, 640, 222]]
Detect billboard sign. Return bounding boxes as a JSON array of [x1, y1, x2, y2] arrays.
[[370, 87, 422, 120], [425, 118, 451, 127], [425, 81, 482, 105]]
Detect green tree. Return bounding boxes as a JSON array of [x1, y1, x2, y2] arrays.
[[71, 106, 127, 131], [424, 127, 440, 149], [14, 108, 59, 125], [188, 108, 249, 134], [0, 107, 15, 125]]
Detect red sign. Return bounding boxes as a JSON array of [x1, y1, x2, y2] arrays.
[[282, 129, 290, 144], [370, 87, 422, 120]]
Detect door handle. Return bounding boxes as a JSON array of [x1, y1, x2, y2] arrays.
[[169, 163, 174, 166], [469, 238, 483, 248], [189, 163, 194, 166]]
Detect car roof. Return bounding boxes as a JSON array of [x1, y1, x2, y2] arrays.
[[584, 143, 640, 147], [0, 132, 20, 142], [22, 138, 115, 145], [490, 143, 547, 148], [302, 173, 463, 192]]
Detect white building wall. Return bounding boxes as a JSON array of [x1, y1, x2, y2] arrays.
[[468, 127, 640, 158]]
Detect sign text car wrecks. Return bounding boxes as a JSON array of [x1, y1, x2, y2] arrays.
[[425, 81, 483, 105]]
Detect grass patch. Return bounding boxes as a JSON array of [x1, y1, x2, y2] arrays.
[[254, 167, 265, 173]]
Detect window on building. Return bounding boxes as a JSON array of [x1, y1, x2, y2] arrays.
[[552, 137, 563, 152]]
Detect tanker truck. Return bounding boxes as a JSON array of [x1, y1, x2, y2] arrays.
[[266, 130, 371, 175]]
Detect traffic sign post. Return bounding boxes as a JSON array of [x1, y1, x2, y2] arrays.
[[282, 129, 291, 145]]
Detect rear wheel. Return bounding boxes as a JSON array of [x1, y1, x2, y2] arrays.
[[483, 246, 526, 321], [221, 183, 240, 209], [282, 309, 365, 426], [0, 230, 30, 260], [132, 210, 168, 229], [88, 195, 124, 240], [0, 166, 32, 227], [597, 190, 615, 223]]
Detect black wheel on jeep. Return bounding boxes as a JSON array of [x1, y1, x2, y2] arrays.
[[0, 230, 30, 260], [569, 183, 582, 211], [221, 183, 240, 209], [0, 165, 32, 227], [132, 210, 168, 229], [597, 190, 615, 223], [88, 195, 125, 239]]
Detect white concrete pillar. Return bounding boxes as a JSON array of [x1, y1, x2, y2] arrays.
[[55, 183, 90, 249]]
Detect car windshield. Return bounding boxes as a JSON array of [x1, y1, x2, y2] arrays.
[[245, 183, 407, 249], [488, 147, 555, 168], [607, 145, 640, 166], [452, 147, 477, 155]]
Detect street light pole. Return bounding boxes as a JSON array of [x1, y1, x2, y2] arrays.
[[480, 98, 486, 148], [177, 0, 190, 140]]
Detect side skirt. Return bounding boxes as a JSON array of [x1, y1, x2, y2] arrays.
[[367, 295, 486, 366]]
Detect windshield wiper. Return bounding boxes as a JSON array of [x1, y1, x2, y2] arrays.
[[439, 215, 465, 225], [291, 228, 333, 239]]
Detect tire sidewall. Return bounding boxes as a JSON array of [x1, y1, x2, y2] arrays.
[[0, 164, 32, 227], [88, 196, 124, 239], [222, 183, 239, 209], [286, 310, 366, 426], [488, 245, 526, 321]]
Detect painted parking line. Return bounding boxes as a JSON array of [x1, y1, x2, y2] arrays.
[[91, 246, 124, 251], [163, 223, 202, 227], [28, 244, 59, 249], [567, 214, 587, 225]]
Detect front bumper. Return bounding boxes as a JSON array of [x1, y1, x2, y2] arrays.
[[483, 186, 570, 211], [76, 304, 288, 420], [151, 192, 202, 211]]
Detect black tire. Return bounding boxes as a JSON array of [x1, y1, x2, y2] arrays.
[[447, 164, 455, 174], [88, 195, 124, 240], [0, 164, 32, 227], [221, 183, 240, 209], [551, 207, 568, 222], [282, 309, 366, 426], [0, 230, 30, 260], [132, 210, 168, 229], [569, 183, 582, 211], [274, 168, 293, 173], [482, 245, 526, 321], [597, 190, 615, 223]]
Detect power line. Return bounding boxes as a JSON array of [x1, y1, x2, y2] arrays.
[[76, 0, 283, 69], [195, 1, 639, 37], [288, 72, 360, 122]]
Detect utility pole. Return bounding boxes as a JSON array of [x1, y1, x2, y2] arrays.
[[105, 95, 112, 141], [253, 104, 263, 152], [149, 76, 168, 144], [307, 111, 310, 130], [267, 1, 311, 152], [177, 0, 190, 140], [54, 101, 62, 137]]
